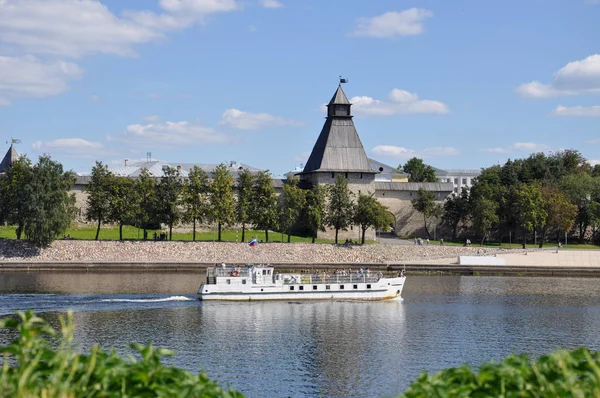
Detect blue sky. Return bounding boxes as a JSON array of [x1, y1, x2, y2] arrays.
[[1, 0, 599, 176]]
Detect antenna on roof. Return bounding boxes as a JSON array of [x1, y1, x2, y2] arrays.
[[339, 76, 348, 84], [146, 152, 151, 162]]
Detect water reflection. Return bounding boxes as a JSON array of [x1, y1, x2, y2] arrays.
[[2, 273, 600, 397]]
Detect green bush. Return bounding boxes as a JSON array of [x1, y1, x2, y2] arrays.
[[401, 347, 600, 397], [0, 311, 244, 398]]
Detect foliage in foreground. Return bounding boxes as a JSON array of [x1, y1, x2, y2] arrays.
[[401, 347, 600, 398], [0, 311, 244, 398]]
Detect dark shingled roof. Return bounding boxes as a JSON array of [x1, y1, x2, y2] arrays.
[[0, 145, 19, 173], [329, 85, 350, 105], [303, 86, 375, 174]]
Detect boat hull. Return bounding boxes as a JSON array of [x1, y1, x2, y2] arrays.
[[198, 277, 405, 301]]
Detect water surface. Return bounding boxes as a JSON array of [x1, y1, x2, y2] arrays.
[[1, 272, 600, 397]]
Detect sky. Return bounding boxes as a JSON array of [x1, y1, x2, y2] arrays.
[[1, 0, 599, 176]]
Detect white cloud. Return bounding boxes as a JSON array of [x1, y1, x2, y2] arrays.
[[0, 56, 82, 100], [0, 0, 163, 58], [482, 142, 550, 153], [32, 138, 104, 158], [220, 108, 302, 130], [350, 88, 449, 116], [590, 159, 600, 166], [293, 151, 311, 162], [372, 145, 415, 158], [260, 0, 283, 8], [0, 0, 240, 105], [158, 0, 238, 14], [587, 139, 600, 144], [352, 9, 433, 38], [516, 54, 600, 98], [143, 115, 161, 123], [109, 120, 232, 146], [552, 105, 600, 117], [371, 145, 459, 159]]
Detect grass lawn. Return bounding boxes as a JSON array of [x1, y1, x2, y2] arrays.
[[398, 236, 600, 250], [0, 225, 336, 243]]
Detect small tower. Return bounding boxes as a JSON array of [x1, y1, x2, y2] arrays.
[[0, 143, 20, 174], [300, 79, 376, 188]]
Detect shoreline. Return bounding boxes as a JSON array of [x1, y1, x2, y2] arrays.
[[1, 240, 599, 276]]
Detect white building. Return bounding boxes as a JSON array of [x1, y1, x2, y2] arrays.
[[434, 168, 481, 194]]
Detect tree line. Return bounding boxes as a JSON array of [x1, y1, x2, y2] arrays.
[[0, 156, 76, 248], [402, 151, 600, 247], [84, 163, 391, 245]]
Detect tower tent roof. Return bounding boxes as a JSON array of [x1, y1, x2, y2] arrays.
[[0, 144, 19, 173], [303, 85, 375, 174], [328, 85, 350, 105]]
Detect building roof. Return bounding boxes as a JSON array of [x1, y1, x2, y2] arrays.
[[329, 85, 350, 105], [103, 160, 262, 179], [374, 182, 454, 192], [302, 86, 375, 174], [0, 144, 19, 173], [434, 168, 481, 177]]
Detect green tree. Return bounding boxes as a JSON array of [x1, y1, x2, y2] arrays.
[[411, 188, 443, 239], [514, 183, 547, 248], [0, 156, 33, 239], [23, 156, 76, 248], [302, 184, 327, 243], [235, 168, 255, 242], [354, 192, 392, 244], [155, 166, 183, 241], [278, 176, 306, 242], [401, 157, 437, 182], [109, 176, 137, 240], [326, 174, 354, 244], [469, 197, 499, 246], [251, 170, 279, 243], [182, 166, 210, 241], [540, 186, 577, 247], [209, 164, 235, 242], [592, 164, 600, 178], [561, 172, 598, 241], [442, 188, 470, 240], [135, 168, 157, 240], [85, 161, 115, 240]]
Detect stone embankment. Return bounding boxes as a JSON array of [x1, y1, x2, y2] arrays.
[[0, 239, 510, 265]]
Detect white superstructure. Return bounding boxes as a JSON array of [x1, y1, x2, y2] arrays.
[[198, 264, 406, 301]]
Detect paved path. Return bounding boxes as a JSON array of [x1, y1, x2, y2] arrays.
[[377, 233, 414, 246]]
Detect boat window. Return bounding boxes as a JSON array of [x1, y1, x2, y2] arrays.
[[262, 270, 267, 275], [326, 285, 330, 290], [226, 279, 231, 284], [290, 286, 294, 291], [367, 284, 371, 289], [242, 279, 247, 284], [340, 285, 344, 290], [268, 270, 271, 275], [299, 286, 304, 291], [313, 285, 317, 290], [353, 285, 358, 289]]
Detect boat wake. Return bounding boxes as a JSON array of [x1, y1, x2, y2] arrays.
[[101, 296, 193, 303]]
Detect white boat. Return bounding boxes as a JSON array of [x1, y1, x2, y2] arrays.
[[197, 264, 406, 301]]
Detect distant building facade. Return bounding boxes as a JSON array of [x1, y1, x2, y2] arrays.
[[434, 168, 481, 194]]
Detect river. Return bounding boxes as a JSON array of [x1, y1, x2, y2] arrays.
[[1, 272, 600, 397]]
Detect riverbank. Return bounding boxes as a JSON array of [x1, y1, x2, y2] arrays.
[[1, 240, 600, 276], [0, 239, 511, 264]]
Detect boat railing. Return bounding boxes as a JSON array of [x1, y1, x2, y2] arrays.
[[208, 267, 251, 278], [280, 273, 381, 285]]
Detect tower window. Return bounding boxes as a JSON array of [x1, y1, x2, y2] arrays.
[[345, 172, 348, 178], [331, 172, 334, 178]]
